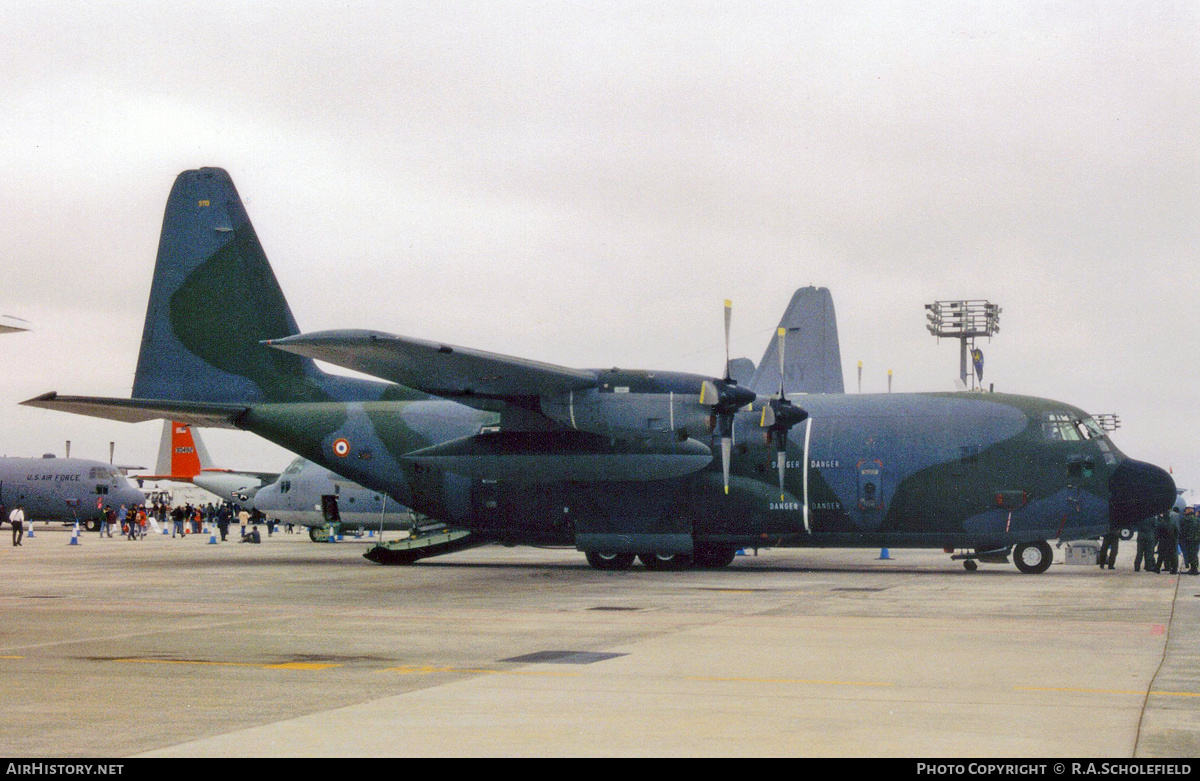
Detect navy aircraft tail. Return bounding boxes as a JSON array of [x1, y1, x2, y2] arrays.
[[749, 286, 844, 396], [131, 168, 405, 406]]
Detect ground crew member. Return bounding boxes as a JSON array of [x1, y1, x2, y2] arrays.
[[1135, 513, 1160, 573], [9, 504, 25, 546], [1157, 510, 1179, 575], [1180, 507, 1200, 576], [1098, 525, 1120, 569]]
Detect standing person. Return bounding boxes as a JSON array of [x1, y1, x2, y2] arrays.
[[216, 505, 231, 542], [1135, 514, 1160, 573], [1097, 525, 1120, 570], [9, 504, 25, 547], [238, 506, 250, 539], [171, 504, 186, 538], [136, 506, 148, 540], [1157, 510, 1179, 575], [1180, 507, 1200, 576]]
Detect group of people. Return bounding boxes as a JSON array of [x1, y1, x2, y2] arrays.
[[95, 503, 155, 540], [1100, 505, 1200, 575]]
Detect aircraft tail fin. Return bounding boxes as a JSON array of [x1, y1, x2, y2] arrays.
[[131, 168, 394, 404], [749, 286, 844, 395], [151, 421, 212, 479]]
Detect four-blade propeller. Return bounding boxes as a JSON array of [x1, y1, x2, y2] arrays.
[[699, 300, 758, 495], [759, 327, 809, 499]]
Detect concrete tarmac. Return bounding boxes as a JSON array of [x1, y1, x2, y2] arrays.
[[1, 525, 1198, 758]]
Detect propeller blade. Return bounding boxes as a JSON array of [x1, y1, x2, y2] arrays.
[[777, 327, 787, 399], [723, 299, 733, 381], [721, 436, 732, 495], [777, 449, 787, 500], [760, 404, 775, 428]]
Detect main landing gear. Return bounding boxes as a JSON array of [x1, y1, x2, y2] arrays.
[[584, 545, 739, 571]]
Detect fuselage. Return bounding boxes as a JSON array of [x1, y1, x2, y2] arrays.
[[252, 456, 418, 530], [231, 389, 1175, 555], [0, 456, 145, 522]]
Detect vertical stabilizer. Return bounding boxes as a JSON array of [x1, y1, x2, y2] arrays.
[[131, 168, 396, 404], [153, 421, 211, 479], [750, 287, 845, 395]]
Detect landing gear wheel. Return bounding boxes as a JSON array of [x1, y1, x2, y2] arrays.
[[1119, 528, 1134, 541], [694, 545, 737, 568], [638, 552, 694, 570], [963, 559, 978, 572], [1013, 541, 1053, 574], [585, 551, 636, 571], [85, 518, 100, 532]]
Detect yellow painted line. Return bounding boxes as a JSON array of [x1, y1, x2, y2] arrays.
[[0, 655, 25, 660], [116, 658, 341, 671], [1017, 686, 1200, 698], [377, 665, 580, 678], [689, 676, 893, 687]]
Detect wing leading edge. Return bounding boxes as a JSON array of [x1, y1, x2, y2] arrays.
[[265, 330, 598, 400]]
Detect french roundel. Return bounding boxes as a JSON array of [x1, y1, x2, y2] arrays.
[[332, 438, 351, 457]]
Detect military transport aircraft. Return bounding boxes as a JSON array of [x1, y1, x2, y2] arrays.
[[0, 453, 145, 529], [24, 167, 1177, 573], [252, 456, 421, 541]]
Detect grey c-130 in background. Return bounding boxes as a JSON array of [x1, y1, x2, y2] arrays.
[[24, 167, 1176, 573]]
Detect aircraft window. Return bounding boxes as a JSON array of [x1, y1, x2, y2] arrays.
[[280, 481, 291, 495], [284, 458, 305, 475], [1081, 417, 1106, 440], [1043, 413, 1082, 441]]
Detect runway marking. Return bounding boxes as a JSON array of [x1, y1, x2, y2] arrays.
[[0, 655, 25, 660], [377, 664, 581, 678], [1016, 686, 1200, 698], [688, 676, 893, 687], [115, 658, 342, 671]]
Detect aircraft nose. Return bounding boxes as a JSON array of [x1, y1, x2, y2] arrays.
[[1109, 459, 1176, 526]]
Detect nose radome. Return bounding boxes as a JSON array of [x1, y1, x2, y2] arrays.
[[1109, 459, 1176, 526]]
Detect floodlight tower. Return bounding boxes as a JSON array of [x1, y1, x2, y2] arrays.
[[924, 300, 1001, 390]]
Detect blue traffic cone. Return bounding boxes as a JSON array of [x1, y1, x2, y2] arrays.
[[69, 521, 80, 545], [878, 547, 892, 560], [25, 522, 34, 539], [207, 522, 218, 544]]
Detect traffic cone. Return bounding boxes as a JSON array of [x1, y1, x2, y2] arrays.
[[25, 521, 34, 539], [878, 547, 892, 560], [69, 520, 80, 545], [207, 521, 218, 544]]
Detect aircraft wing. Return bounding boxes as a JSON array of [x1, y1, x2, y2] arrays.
[[265, 330, 598, 399], [21, 393, 248, 430]]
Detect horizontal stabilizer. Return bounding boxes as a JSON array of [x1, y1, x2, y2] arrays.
[[266, 330, 598, 399], [21, 392, 247, 430]]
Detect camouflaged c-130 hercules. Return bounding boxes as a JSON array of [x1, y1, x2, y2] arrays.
[[25, 168, 1176, 572]]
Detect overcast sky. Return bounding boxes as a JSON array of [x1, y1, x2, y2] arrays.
[[1, 2, 1197, 497]]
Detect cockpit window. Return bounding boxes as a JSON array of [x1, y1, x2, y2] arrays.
[[284, 458, 306, 475], [1081, 417, 1106, 440], [1044, 412, 1103, 442]]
